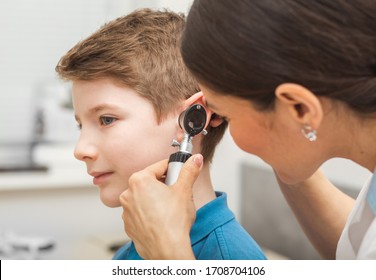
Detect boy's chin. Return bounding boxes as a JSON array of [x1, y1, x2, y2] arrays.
[[99, 191, 122, 208]]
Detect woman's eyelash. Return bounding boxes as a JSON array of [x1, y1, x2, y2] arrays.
[[100, 116, 117, 126], [220, 116, 229, 122]]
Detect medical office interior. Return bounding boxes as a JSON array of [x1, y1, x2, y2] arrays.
[[0, 0, 372, 260]]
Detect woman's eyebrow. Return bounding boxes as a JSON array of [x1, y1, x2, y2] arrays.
[[205, 100, 219, 111]]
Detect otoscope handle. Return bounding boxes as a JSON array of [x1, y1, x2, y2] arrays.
[[165, 151, 192, 185]]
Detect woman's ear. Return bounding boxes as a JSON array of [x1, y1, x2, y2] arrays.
[[275, 83, 323, 130], [183, 91, 224, 129]]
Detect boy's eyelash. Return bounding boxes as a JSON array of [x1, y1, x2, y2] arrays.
[[75, 116, 117, 130], [100, 116, 117, 126]]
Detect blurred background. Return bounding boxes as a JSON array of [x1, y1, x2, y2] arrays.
[[0, 0, 371, 260]]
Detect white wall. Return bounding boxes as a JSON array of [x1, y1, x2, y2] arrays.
[[1, 0, 103, 143]]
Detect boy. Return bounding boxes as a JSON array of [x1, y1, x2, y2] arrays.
[[55, 8, 266, 260]]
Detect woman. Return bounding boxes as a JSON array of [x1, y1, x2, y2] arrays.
[[120, 0, 376, 259]]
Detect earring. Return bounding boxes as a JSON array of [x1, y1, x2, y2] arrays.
[[301, 125, 317, 142]]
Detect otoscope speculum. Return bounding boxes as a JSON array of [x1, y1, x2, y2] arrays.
[[179, 104, 207, 137]]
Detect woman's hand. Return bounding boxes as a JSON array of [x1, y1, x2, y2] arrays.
[[120, 154, 204, 259]]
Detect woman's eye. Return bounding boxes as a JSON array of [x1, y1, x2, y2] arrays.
[[100, 116, 117, 126], [220, 115, 229, 122]]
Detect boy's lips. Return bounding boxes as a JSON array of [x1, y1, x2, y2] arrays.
[[89, 171, 114, 185]]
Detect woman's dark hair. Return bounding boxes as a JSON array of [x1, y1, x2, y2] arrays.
[[181, 0, 376, 114]]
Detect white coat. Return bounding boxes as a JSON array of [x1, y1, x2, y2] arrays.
[[337, 171, 376, 259]]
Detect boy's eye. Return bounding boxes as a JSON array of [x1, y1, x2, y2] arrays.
[[100, 116, 117, 126]]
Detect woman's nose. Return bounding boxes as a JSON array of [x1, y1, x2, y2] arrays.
[[74, 133, 98, 162]]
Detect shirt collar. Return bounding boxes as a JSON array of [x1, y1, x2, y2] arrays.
[[190, 191, 235, 245]]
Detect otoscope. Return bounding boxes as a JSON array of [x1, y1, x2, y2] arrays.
[[165, 104, 207, 185]]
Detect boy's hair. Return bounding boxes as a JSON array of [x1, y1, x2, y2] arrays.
[[56, 8, 227, 162]]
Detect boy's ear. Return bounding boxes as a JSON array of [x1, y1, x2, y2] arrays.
[[275, 83, 323, 130], [183, 92, 224, 129]]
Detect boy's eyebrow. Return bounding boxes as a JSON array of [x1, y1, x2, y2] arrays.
[[74, 103, 121, 121], [88, 103, 121, 114]]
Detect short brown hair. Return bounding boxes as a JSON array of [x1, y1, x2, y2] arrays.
[[56, 8, 227, 161]]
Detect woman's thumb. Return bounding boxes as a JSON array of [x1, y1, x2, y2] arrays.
[[175, 154, 203, 191]]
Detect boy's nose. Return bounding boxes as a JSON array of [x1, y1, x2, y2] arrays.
[[74, 135, 98, 162]]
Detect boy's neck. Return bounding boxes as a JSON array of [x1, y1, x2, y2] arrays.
[[191, 163, 217, 210]]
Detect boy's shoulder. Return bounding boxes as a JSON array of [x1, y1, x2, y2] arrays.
[[192, 192, 267, 259], [112, 241, 143, 260]]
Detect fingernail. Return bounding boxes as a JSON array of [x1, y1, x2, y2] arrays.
[[193, 154, 203, 168]]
